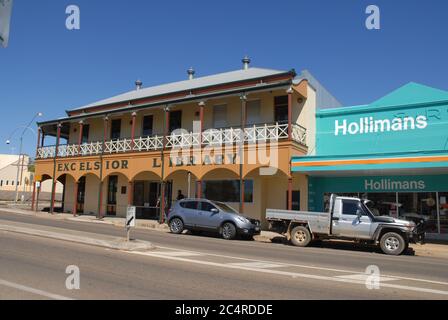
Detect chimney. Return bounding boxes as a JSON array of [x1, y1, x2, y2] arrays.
[[187, 67, 195, 80], [242, 55, 251, 70], [135, 79, 143, 90]]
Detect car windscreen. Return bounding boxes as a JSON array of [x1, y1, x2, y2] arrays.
[[214, 202, 238, 213]]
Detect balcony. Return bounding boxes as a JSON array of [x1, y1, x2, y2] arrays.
[[36, 123, 307, 160]]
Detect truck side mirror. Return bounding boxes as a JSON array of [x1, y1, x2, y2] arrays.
[[356, 209, 363, 219]]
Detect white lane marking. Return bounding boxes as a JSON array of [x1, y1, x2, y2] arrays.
[[131, 251, 448, 296], [0, 279, 73, 300], [336, 274, 398, 282], [154, 245, 448, 286], [150, 251, 203, 257], [228, 262, 286, 269]]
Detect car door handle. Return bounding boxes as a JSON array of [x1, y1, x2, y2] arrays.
[[332, 217, 340, 221]]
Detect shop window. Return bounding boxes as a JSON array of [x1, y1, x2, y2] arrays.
[[169, 111, 182, 133], [142, 115, 153, 137], [399, 192, 438, 233], [110, 119, 121, 140], [274, 96, 288, 124], [213, 105, 227, 128], [81, 124, 90, 143], [439, 192, 448, 234], [202, 180, 253, 203], [363, 193, 398, 217], [246, 100, 261, 125]]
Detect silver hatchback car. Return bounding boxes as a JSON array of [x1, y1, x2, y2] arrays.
[[167, 199, 261, 240]]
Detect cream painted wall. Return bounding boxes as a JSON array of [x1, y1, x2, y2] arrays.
[[296, 84, 317, 155]]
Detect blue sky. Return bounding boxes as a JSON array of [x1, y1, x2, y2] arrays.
[[1, 0, 447, 156]]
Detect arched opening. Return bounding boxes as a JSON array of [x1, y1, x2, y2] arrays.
[[165, 169, 198, 204], [131, 171, 162, 220], [37, 174, 64, 207], [244, 167, 292, 228], [199, 168, 242, 213], [72, 173, 100, 216], [56, 173, 77, 213]]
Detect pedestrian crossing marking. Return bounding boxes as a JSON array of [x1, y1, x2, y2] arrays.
[[151, 251, 204, 257]]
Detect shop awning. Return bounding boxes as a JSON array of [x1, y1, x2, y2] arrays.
[[291, 150, 448, 175]]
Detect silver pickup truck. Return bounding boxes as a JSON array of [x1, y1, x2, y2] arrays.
[[266, 194, 425, 255]]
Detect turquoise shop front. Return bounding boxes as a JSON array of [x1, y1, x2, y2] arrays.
[[292, 83, 448, 235]]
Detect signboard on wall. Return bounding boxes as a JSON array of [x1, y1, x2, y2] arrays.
[[315, 83, 448, 156]]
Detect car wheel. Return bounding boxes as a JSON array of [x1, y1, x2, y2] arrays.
[[290, 226, 311, 247], [380, 232, 406, 255], [169, 218, 184, 234], [221, 222, 237, 240]]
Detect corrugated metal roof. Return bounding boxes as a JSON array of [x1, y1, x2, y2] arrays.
[[68, 67, 288, 113]]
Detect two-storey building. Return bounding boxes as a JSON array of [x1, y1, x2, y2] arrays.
[[33, 58, 340, 227]]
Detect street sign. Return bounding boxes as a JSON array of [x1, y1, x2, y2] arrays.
[[0, 0, 13, 48], [126, 206, 136, 228], [35, 181, 41, 189]]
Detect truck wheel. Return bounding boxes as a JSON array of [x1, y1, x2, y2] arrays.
[[380, 232, 406, 255], [290, 226, 311, 247]]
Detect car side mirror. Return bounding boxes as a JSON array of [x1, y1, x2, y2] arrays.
[[211, 208, 219, 213]]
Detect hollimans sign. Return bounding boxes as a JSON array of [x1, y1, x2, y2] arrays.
[[57, 160, 129, 172], [334, 115, 428, 136], [364, 178, 426, 191]]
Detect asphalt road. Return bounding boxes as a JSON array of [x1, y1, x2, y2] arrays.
[[1, 210, 448, 300]]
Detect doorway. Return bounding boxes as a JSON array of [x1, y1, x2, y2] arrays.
[[133, 181, 173, 220]]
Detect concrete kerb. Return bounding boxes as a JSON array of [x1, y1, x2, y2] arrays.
[[0, 222, 155, 252]]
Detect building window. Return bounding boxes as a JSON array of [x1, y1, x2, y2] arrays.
[[11, 180, 14, 186], [81, 124, 90, 143], [142, 115, 153, 137], [169, 111, 182, 133], [202, 180, 253, 203], [6, 181, 9, 186], [274, 96, 288, 124], [110, 119, 121, 140], [77, 177, 86, 204], [0, 180, 2, 187], [246, 100, 261, 126], [107, 175, 118, 205], [213, 104, 227, 128]]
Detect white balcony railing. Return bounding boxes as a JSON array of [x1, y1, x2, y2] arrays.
[[36, 123, 307, 159]]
